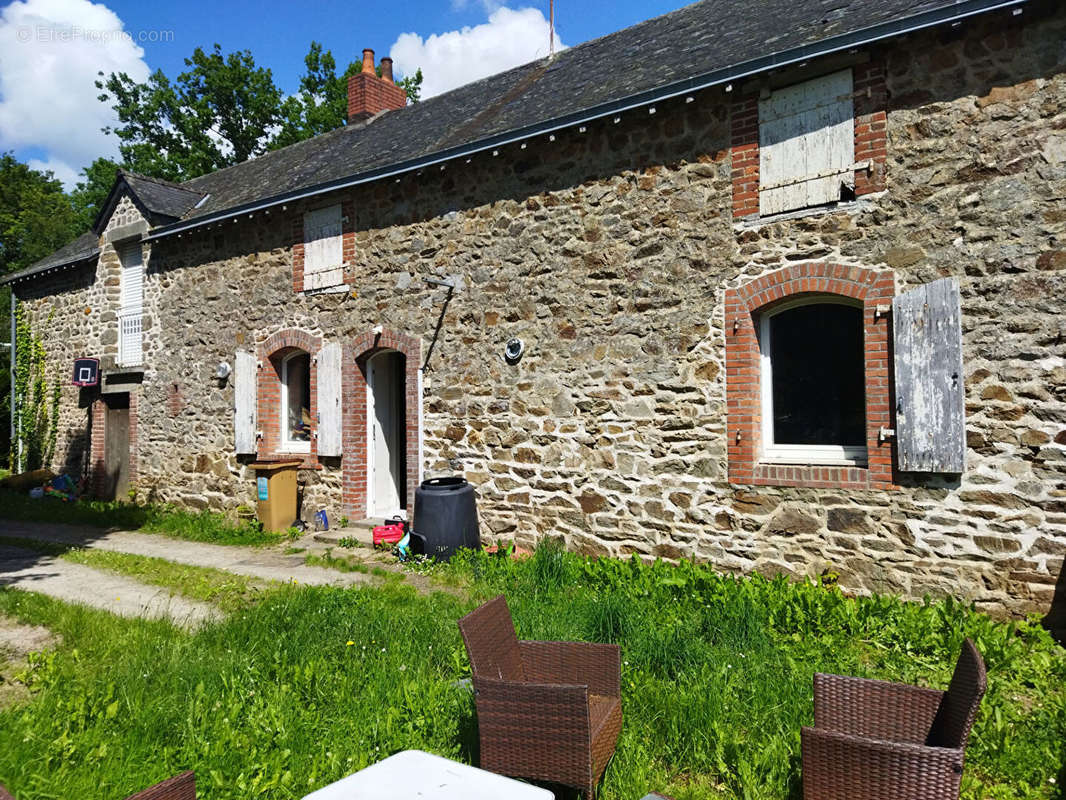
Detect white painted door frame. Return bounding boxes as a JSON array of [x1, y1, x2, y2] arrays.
[[366, 352, 405, 519]]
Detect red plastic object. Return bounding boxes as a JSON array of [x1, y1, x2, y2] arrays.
[[373, 523, 405, 546]]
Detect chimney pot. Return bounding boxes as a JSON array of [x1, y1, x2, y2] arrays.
[[361, 49, 375, 74], [380, 57, 394, 84], [347, 48, 408, 124]]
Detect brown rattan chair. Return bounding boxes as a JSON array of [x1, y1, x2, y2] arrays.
[[801, 639, 986, 800], [124, 771, 195, 800], [0, 772, 194, 800], [458, 595, 622, 799]]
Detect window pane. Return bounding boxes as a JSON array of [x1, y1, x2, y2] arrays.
[[769, 304, 865, 446], [286, 354, 311, 443]]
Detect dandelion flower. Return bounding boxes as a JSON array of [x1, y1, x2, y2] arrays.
[[346, 641, 355, 646]]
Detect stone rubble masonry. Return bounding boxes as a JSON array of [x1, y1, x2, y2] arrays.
[[14, 5, 1066, 620], [724, 262, 896, 490]]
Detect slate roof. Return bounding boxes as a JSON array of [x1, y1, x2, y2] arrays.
[[5, 0, 1024, 285], [175, 0, 1019, 223], [5, 232, 99, 284], [121, 172, 204, 221]]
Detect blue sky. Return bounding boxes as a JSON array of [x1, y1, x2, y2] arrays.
[[0, 0, 691, 188]]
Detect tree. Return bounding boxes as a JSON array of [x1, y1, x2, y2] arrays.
[[70, 157, 122, 230], [272, 42, 422, 150], [97, 44, 284, 181], [99, 42, 423, 179]]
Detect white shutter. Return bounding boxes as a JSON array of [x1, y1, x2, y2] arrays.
[[234, 350, 258, 455], [302, 205, 344, 289], [316, 343, 343, 457], [759, 69, 854, 215], [120, 243, 144, 310], [892, 278, 966, 473]]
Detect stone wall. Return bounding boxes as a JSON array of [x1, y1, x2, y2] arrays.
[[15, 5, 1066, 620]]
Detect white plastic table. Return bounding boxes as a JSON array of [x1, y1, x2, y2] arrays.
[[301, 750, 554, 800]]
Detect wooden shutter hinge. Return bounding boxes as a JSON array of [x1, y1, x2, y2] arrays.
[[879, 427, 896, 442], [875, 304, 891, 319]]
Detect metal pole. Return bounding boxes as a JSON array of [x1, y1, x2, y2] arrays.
[[9, 292, 17, 471], [549, 0, 555, 57]]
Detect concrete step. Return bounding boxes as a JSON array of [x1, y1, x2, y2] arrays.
[[312, 523, 378, 547]]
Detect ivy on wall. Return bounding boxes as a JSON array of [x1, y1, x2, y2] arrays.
[[11, 302, 60, 473]]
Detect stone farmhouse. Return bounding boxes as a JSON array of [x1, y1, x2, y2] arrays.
[[6, 0, 1066, 624]]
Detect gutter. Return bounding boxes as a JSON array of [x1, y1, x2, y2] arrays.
[[9, 296, 15, 468]]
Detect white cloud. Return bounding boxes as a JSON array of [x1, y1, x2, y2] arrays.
[[27, 156, 79, 187], [390, 5, 565, 100], [0, 0, 150, 187]]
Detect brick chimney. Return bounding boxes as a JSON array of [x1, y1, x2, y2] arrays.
[[347, 48, 407, 123]]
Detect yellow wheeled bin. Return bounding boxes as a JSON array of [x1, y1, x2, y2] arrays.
[[249, 460, 303, 533]]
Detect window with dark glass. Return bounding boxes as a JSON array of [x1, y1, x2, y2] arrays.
[[759, 300, 866, 464], [281, 351, 311, 450]]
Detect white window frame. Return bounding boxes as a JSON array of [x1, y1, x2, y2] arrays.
[[302, 204, 344, 290], [758, 296, 868, 466], [279, 350, 312, 454]]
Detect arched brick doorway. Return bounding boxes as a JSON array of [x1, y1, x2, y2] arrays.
[[343, 328, 422, 519]]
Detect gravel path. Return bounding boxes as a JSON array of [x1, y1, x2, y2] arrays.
[[0, 521, 376, 588], [0, 543, 220, 628]]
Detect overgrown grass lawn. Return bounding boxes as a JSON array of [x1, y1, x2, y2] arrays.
[[0, 545, 1062, 800]]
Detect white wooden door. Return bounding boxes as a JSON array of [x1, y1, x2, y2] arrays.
[[367, 352, 405, 517]]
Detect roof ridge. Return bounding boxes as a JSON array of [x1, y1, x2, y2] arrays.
[[121, 169, 203, 194]]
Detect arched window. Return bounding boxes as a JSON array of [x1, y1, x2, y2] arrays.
[[280, 350, 311, 452], [758, 297, 867, 465]]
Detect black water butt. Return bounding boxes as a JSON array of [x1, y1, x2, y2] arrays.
[[413, 477, 479, 561]]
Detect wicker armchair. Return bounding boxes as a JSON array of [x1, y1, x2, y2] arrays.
[[801, 639, 986, 800], [0, 772, 194, 800], [458, 595, 622, 799], [124, 772, 196, 800]]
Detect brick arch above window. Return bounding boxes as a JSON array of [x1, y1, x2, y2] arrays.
[[724, 262, 896, 489], [257, 328, 323, 468]]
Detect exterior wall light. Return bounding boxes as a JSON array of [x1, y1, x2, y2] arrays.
[[504, 338, 524, 364]]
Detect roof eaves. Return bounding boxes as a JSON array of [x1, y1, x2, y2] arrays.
[[142, 0, 1028, 242], [1, 249, 99, 287]]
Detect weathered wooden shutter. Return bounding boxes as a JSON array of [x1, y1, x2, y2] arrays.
[[316, 343, 343, 457], [234, 350, 258, 455], [759, 69, 854, 215], [892, 278, 965, 473], [302, 205, 344, 290]]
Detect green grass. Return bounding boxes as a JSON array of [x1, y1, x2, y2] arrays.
[[61, 551, 267, 614], [305, 548, 370, 574], [0, 490, 285, 546], [0, 543, 1062, 800]]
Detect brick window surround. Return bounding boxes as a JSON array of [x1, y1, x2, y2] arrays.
[[257, 328, 323, 468], [731, 61, 887, 220], [725, 263, 896, 489], [89, 391, 138, 497], [292, 198, 356, 293], [343, 328, 422, 519]]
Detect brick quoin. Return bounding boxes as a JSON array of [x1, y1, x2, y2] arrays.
[[724, 262, 896, 489], [257, 328, 324, 468], [343, 327, 422, 520], [730, 61, 888, 220]]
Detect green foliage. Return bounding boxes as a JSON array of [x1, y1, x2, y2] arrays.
[[0, 545, 1061, 799], [97, 44, 284, 181], [0, 491, 283, 547], [69, 157, 122, 229], [10, 304, 59, 472], [0, 154, 83, 277], [98, 41, 424, 182]]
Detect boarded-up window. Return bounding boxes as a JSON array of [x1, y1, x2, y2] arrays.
[[302, 204, 344, 290], [316, 343, 343, 457], [234, 350, 258, 454], [892, 278, 965, 473], [759, 70, 854, 216]]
